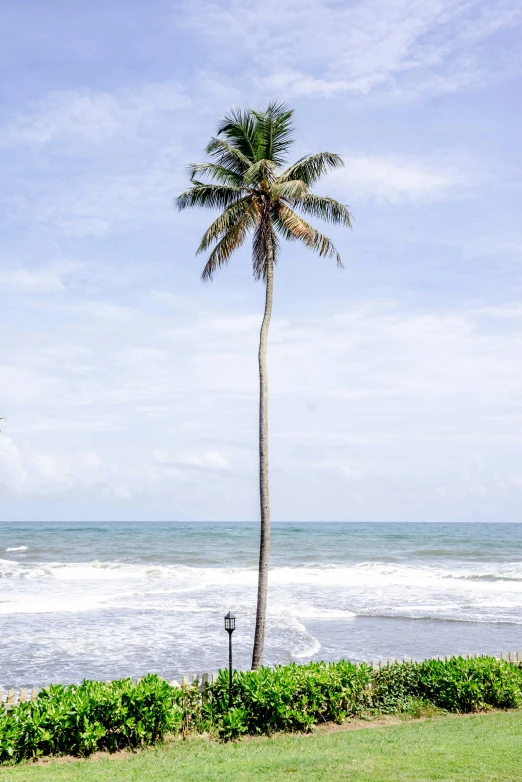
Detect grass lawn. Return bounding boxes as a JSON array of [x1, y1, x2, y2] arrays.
[[1, 711, 521, 782]]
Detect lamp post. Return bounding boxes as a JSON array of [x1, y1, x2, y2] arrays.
[[224, 611, 235, 708]]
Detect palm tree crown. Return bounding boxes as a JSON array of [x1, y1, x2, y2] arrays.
[[177, 102, 352, 279]]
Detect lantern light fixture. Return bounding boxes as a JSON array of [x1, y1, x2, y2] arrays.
[[224, 611, 236, 707]]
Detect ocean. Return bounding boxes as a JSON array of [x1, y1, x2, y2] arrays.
[[1, 522, 521, 687]]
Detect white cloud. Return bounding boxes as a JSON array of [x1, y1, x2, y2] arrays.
[[180, 0, 521, 101], [6, 159, 181, 237], [1, 446, 134, 498], [0, 81, 190, 147], [474, 305, 522, 320], [0, 82, 192, 237], [67, 301, 134, 322], [0, 436, 28, 494], [0, 261, 81, 293], [0, 439, 232, 500], [339, 465, 365, 481], [154, 449, 230, 472], [328, 154, 469, 204]]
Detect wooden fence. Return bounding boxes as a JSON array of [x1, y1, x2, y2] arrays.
[[2, 651, 522, 712]]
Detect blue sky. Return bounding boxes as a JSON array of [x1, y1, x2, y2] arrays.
[[0, 0, 521, 522]]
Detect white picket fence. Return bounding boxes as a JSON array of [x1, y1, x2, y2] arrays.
[[0, 673, 219, 713], [2, 650, 521, 712], [369, 650, 522, 668]]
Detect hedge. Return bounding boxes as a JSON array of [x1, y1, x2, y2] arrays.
[[1, 656, 521, 762]]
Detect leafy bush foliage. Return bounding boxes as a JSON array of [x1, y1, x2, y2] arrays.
[[0, 675, 183, 763], [371, 657, 522, 714], [206, 661, 373, 737], [1, 657, 521, 761], [418, 657, 522, 712]]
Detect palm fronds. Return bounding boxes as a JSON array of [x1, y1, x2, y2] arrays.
[[205, 137, 251, 175], [196, 197, 257, 254], [252, 102, 295, 165], [280, 152, 344, 186], [188, 163, 243, 187], [275, 204, 343, 267], [201, 202, 259, 281], [216, 107, 260, 162], [176, 182, 243, 211], [293, 194, 353, 227], [244, 159, 278, 187]]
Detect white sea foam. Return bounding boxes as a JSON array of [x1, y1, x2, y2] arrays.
[[0, 595, 105, 615], [2, 558, 521, 585], [6, 546, 28, 551], [2, 559, 522, 608], [283, 606, 357, 620], [0, 558, 521, 633], [291, 637, 322, 658]]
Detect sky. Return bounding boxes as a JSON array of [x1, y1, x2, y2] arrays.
[[0, 0, 521, 522]]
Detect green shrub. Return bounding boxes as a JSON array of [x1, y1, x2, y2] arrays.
[[370, 656, 522, 714], [416, 657, 522, 712], [1, 657, 521, 762], [0, 674, 182, 763], [206, 661, 373, 738], [371, 661, 422, 713]]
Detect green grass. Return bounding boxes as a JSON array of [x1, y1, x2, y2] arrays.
[[1, 711, 521, 782]]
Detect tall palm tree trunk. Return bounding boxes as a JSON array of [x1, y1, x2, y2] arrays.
[[251, 236, 274, 670]]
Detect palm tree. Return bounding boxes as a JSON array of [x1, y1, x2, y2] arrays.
[[177, 102, 352, 669]]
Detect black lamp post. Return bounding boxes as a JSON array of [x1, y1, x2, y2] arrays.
[[224, 611, 236, 708]]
